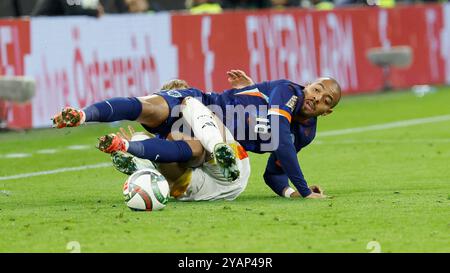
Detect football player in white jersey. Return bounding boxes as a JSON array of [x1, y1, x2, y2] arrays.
[[108, 72, 253, 201]]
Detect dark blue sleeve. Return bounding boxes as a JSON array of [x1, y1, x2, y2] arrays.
[[267, 81, 300, 123], [263, 153, 290, 196], [253, 81, 271, 93], [264, 82, 311, 197], [271, 117, 312, 197]]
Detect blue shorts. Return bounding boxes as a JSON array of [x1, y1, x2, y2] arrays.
[[141, 88, 215, 138]]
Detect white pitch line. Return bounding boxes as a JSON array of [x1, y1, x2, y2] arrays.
[[36, 149, 58, 154], [2, 115, 450, 181], [67, 145, 91, 150], [315, 139, 450, 145], [0, 163, 111, 181], [0, 144, 90, 159], [317, 114, 450, 137], [3, 153, 32, 158]]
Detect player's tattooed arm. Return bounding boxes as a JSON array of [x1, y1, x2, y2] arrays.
[[227, 69, 255, 89]]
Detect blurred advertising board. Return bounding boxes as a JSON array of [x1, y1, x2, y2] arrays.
[[1, 4, 449, 128]]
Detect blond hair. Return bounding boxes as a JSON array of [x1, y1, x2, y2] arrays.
[[161, 79, 190, 91]]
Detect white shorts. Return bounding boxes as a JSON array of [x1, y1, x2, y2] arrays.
[[176, 145, 251, 201], [132, 125, 251, 201], [176, 121, 251, 201], [177, 158, 250, 201]]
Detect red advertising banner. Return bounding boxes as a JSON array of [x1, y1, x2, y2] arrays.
[[173, 4, 447, 94], [0, 19, 31, 129], [26, 15, 177, 128], [1, 4, 450, 129]]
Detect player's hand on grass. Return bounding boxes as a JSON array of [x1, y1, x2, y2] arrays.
[[227, 70, 254, 89], [305, 186, 327, 199], [284, 189, 326, 199], [305, 192, 327, 199], [287, 186, 326, 199], [309, 185, 323, 195]]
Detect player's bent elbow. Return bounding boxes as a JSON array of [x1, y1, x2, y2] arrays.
[[263, 171, 272, 185], [263, 173, 284, 197]]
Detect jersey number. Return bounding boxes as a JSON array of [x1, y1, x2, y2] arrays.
[[254, 118, 270, 135]]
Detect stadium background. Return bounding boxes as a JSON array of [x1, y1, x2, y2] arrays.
[[1, 1, 449, 129], [0, 0, 449, 253]]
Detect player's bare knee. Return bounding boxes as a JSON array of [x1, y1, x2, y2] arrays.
[[185, 139, 204, 158]]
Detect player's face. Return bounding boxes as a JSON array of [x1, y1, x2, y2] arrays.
[[301, 78, 340, 118]]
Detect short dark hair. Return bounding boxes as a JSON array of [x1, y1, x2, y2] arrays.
[[321, 77, 341, 108]]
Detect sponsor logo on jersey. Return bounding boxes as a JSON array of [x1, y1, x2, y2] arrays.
[[167, 90, 182, 98], [286, 95, 298, 112]]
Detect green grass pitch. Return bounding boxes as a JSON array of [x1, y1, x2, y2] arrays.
[[0, 87, 449, 253]]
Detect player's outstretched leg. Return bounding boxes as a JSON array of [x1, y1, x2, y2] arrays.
[[52, 97, 143, 128], [111, 151, 156, 175], [97, 133, 194, 163], [181, 97, 239, 182]]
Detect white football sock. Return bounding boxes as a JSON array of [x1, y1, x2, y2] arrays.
[[181, 97, 224, 153], [79, 110, 86, 124]]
